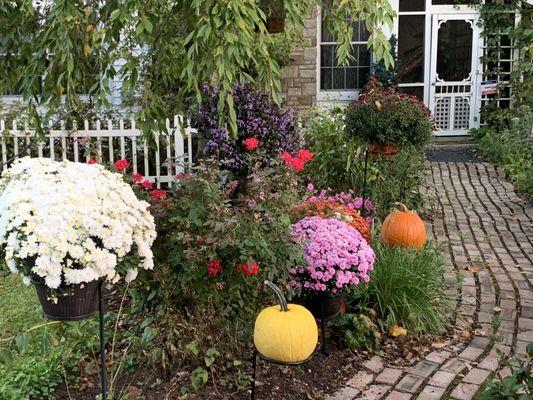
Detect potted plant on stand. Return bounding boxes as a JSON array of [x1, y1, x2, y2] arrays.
[[0, 157, 157, 321], [345, 87, 434, 159], [290, 216, 375, 320]]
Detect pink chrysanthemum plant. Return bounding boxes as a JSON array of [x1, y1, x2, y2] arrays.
[[290, 216, 375, 296]]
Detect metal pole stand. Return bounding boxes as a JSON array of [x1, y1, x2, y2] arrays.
[[361, 148, 369, 217], [320, 303, 331, 356], [98, 282, 108, 400]]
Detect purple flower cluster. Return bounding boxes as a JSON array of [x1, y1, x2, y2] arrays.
[[290, 217, 375, 294], [193, 83, 299, 171], [305, 187, 376, 225]]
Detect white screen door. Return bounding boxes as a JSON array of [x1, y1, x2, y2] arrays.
[[429, 14, 481, 136]]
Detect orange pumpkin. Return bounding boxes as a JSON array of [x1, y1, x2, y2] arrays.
[[381, 202, 426, 249]]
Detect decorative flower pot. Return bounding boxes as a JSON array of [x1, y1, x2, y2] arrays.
[[35, 280, 101, 322], [303, 293, 344, 320], [368, 142, 399, 160]]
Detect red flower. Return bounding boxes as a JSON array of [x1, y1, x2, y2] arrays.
[[87, 158, 97, 165], [151, 189, 167, 200], [114, 159, 130, 172], [131, 173, 143, 182], [141, 179, 153, 190], [238, 261, 259, 276], [175, 173, 189, 182], [297, 149, 314, 162], [207, 259, 223, 277], [243, 137, 260, 151], [282, 151, 293, 164], [291, 157, 305, 171]]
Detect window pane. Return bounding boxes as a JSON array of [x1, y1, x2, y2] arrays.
[[346, 68, 358, 89], [358, 45, 371, 66], [320, 68, 333, 90], [397, 86, 424, 100], [358, 67, 370, 88], [436, 19, 473, 81], [400, 0, 425, 11], [321, 45, 334, 67], [398, 15, 425, 83], [333, 68, 345, 89], [321, 20, 336, 42]]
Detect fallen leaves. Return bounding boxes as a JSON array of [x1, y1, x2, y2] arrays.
[[388, 325, 408, 337], [464, 262, 483, 273]]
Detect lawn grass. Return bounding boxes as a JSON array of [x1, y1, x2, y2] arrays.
[[0, 274, 42, 338]]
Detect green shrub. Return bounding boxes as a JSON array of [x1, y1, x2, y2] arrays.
[[347, 242, 453, 335], [303, 109, 427, 219], [345, 88, 434, 148], [474, 109, 533, 202], [333, 312, 381, 352]]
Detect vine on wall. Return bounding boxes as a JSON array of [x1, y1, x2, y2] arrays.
[[472, 0, 532, 116]]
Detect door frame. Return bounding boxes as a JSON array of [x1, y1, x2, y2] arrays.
[[428, 12, 482, 136]]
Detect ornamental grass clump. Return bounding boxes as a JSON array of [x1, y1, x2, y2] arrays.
[[290, 217, 375, 295], [0, 157, 156, 289]]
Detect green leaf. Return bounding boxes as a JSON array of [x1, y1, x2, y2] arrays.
[[190, 367, 208, 390]]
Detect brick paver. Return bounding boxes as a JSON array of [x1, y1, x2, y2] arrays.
[[328, 162, 533, 399]]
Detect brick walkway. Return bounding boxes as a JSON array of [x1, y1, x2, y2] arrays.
[[329, 162, 533, 400]]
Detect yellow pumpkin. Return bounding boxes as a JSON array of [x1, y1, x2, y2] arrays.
[[253, 281, 318, 363], [381, 202, 426, 249]]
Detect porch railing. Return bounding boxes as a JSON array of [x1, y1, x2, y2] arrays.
[[0, 116, 196, 188]]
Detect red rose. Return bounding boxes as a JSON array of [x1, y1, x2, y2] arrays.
[[291, 157, 305, 171], [238, 261, 259, 276], [131, 173, 143, 182], [296, 149, 314, 162], [207, 259, 223, 277], [282, 151, 293, 164], [151, 189, 167, 200], [114, 158, 130, 172], [243, 137, 260, 151], [87, 158, 97, 165], [141, 179, 153, 190]]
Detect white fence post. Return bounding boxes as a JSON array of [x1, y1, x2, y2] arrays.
[[0, 116, 195, 188]]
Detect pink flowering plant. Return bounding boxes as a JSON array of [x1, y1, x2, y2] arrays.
[[290, 217, 375, 295], [305, 186, 376, 226]]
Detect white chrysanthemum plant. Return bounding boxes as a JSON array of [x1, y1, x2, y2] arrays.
[[0, 157, 157, 294]]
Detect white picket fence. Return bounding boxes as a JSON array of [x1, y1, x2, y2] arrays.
[[0, 116, 196, 188]]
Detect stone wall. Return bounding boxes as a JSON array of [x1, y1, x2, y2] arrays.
[[280, 8, 318, 112]]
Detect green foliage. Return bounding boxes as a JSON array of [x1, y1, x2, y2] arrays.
[[345, 88, 434, 148], [333, 312, 381, 352], [473, 110, 533, 202], [0, 273, 102, 399], [157, 153, 304, 323], [348, 242, 453, 335], [0, 0, 395, 139], [303, 108, 428, 218], [479, 344, 533, 399]]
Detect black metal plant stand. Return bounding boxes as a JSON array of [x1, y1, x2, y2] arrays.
[[98, 281, 108, 400], [250, 350, 312, 400], [361, 148, 370, 217]]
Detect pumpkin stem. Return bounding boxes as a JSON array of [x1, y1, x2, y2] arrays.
[[264, 280, 289, 312], [394, 202, 409, 212]]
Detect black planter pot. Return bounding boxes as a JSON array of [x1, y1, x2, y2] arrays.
[[303, 293, 344, 320], [35, 280, 101, 322]]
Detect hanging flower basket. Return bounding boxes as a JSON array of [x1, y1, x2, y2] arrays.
[[35, 280, 101, 322]]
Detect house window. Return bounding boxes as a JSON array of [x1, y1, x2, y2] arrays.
[[319, 19, 371, 93]]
